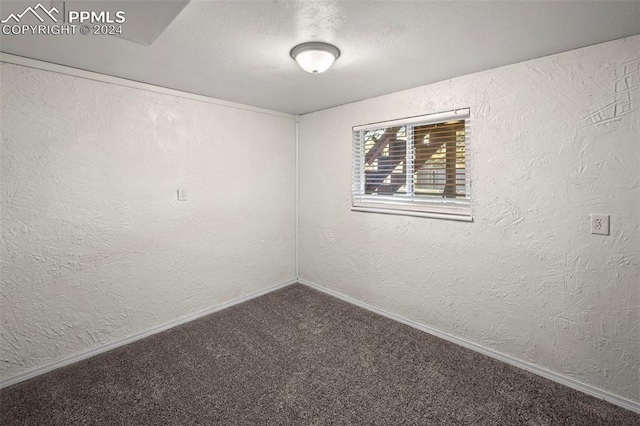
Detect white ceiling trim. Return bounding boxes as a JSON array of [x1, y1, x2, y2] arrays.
[[0, 52, 296, 120]]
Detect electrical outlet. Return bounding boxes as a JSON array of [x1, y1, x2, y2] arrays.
[[590, 214, 609, 235]]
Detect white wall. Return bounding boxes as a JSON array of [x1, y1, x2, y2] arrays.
[[299, 36, 639, 402], [2, 35, 638, 405], [0, 63, 296, 381]]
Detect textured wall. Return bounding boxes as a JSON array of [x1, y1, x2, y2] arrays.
[[298, 36, 640, 402], [0, 63, 296, 381]]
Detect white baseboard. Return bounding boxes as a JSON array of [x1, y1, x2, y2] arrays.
[[0, 279, 297, 389], [4, 278, 638, 414], [298, 279, 640, 414]]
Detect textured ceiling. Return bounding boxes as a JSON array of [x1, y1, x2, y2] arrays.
[[1, 0, 639, 114]]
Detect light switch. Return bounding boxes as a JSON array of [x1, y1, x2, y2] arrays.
[[177, 188, 187, 201]]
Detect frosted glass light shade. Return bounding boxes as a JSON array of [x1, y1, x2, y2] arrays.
[[290, 42, 340, 74]]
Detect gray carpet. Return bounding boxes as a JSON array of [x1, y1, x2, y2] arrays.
[[1, 284, 638, 425]]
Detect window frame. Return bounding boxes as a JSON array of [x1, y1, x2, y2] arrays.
[[351, 108, 472, 221]]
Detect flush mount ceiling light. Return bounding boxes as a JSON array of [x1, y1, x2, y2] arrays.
[[290, 42, 340, 74]]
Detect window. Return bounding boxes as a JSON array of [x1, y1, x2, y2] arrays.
[[352, 108, 471, 221]]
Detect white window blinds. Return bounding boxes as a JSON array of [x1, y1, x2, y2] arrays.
[[352, 108, 471, 220]]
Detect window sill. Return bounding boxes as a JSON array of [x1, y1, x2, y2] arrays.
[[351, 205, 472, 222]]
